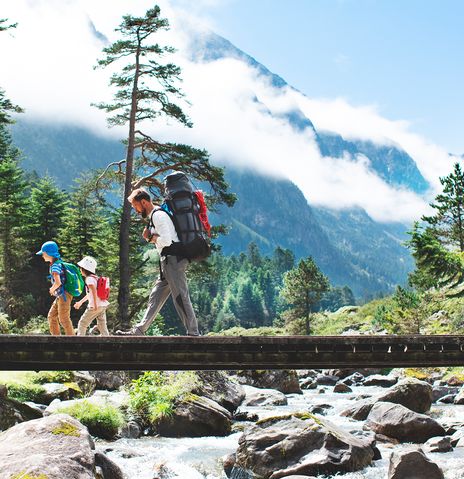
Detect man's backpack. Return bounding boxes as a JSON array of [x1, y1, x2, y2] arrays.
[[157, 171, 211, 261], [96, 276, 111, 301], [58, 261, 85, 297]]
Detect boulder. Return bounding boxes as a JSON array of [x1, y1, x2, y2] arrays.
[[38, 382, 83, 404], [365, 402, 446, 443], [388, 447, 444, 479], [89, 371, 129, 391], [340, 398, 376, 421], [192, 371, 245, 412], [437, 394, 456, 404], [423, 436, 453, 453], [363, 374, 398, 387], [300, 378, 317, 389], [333, 382, 352, 393], [234, 370, 302, 394], [235, 413, 374, 478], [119, 419, 142, 439], [342, 372, 365, 386], [445, 375, 464, 387], [233, 410, 259, 422], [242, 385, 288, 406], [343, 377, 433, 420], [315, 373, 339, 386], [308, 404, 333, 415], [378, 378, 432, 413], [327, 368, 380, 379], [156, 395, 231, 437], [73, 371, 97, 395], [454, 386, 464, 404], [94, 451, 124, 479], [0, 414, 102, 479], [450, 428, 464, 446], [432, 385, 460, 402], [0, 395, 43, 431]]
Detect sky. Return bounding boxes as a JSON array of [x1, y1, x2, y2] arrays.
[[0, 0, 462, 223]]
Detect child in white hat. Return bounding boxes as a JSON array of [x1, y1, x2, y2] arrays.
[[74, 256, 110, 336]]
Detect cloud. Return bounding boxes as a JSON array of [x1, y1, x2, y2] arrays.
[[0, 0, 452, 223]]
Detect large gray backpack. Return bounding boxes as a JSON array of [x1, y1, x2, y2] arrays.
[[156, 171, 211, 261]]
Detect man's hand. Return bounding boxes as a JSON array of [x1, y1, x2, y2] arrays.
[[74, 301, 82, 310], [49, 287, 56, 296], [142, 227, 151, 242]]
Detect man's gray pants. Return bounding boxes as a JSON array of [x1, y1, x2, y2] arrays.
[[134, 256, 199, 336]]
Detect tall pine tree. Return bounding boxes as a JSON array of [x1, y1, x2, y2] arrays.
[[94, 6, 234, 326]]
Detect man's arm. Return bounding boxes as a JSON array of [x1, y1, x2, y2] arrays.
[[152, 210, 175, 250]]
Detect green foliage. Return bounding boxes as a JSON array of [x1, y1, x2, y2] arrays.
[[128, 371, 198, 426], [209, 326, 286, 336], [54, 401, 123, 439], [0, 156, 28, 317], [10, 473, 49, 479], [281, 257, 330, 334], [51, 420, 81, 437], [422, 162, 464, 252], [0, 312, 10, 333], [407, 222, 464, 291], [3, 380, 45, 402], [30, 371, 74, 384]]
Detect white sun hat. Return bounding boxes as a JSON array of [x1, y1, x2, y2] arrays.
[[77, 256, 97, 274]]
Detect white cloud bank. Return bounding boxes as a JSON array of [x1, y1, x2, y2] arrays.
[[0, 0, 458, 223]]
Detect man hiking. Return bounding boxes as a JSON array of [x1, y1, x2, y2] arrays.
[[116, 188, 200, 336]]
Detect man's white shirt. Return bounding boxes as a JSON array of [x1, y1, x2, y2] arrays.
[[149, 209, 179, 256]]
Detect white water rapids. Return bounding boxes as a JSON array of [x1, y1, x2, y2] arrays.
[[98, 383, 464, 479]]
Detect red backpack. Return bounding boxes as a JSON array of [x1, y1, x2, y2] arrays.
[[96, 276, 110, 301]]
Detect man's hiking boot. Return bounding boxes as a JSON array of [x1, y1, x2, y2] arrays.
[[115, 327, 144, 336]]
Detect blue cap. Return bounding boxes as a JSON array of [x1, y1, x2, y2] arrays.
[[36, 241, 60, 258]]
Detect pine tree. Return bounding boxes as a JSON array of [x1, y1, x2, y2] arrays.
[[94, 5, 235, 326], [0, 156, 27, 316], [57, 176, 110, 262], [422, 162, 464, 252], [281, 257, 330, 334]]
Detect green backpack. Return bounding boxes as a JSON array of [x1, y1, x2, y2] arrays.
[[57, 260, 85, 297]]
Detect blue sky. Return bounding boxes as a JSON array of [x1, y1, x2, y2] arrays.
[[194, 0, 464, 154]]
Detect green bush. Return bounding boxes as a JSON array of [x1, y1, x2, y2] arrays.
[[55, 400, 124, 439], [0, 313, 10, 334], [4, 381, 46, 402], [128, 371, 198, 426], [210, 326, 286, 336], [30, 371, 74, 384]]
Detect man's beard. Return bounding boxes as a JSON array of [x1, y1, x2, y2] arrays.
[[141, 207, 148, 219]]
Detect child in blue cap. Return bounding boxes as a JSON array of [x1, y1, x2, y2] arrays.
[[36, 241, 75, 336]]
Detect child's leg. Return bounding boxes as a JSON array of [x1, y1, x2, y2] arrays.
[[57, 293, 75, 336], [48, 298, 61, 335], [96, 308, 109, 336], [77, 307, 100, 336]]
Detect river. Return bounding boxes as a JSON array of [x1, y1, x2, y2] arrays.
[[98, 382, 464, 479]]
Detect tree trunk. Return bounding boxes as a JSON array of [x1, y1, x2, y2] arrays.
[[117, 37, 141, 328]]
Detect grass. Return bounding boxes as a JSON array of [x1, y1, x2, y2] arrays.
[[54, 400, 124, 439], [0, 371, 80, 403], [128, 371, 199, 426]]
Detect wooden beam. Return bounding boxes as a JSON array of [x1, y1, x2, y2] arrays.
[[0, 335, 463, 371]]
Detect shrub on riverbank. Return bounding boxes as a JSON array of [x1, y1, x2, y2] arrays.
[[54, 400, 124, 439], [128, 371, 198, 426]]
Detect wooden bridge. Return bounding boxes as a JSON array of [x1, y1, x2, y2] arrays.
[[1, 334, 464, 371]]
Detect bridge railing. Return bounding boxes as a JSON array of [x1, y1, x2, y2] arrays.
[[1, 334, 464, 371]]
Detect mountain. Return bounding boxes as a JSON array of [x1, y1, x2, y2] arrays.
[[191, 31, 430, 194], [8, 31, 423, 299], [10, 120, 414, 298]]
